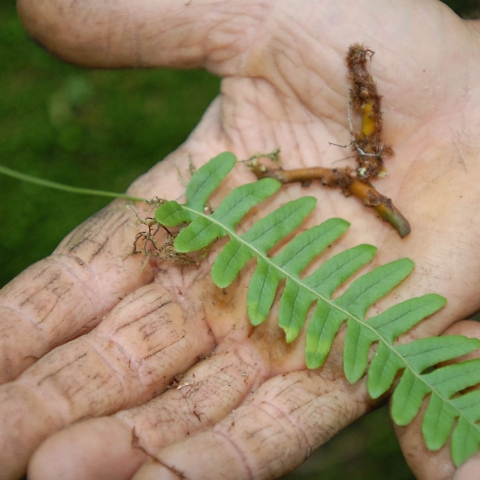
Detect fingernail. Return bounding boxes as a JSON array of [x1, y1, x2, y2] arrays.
[[454, 458, 480, 480]]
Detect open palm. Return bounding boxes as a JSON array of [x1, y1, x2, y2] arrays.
[[2, 0, 480, 479]]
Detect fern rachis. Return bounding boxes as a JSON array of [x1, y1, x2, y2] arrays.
[[154, 152, 480, 466]]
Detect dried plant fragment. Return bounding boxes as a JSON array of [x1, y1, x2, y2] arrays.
[[247, 44, 411, 238]]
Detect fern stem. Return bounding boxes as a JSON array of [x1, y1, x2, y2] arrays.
[[0, 164, 148, 203]]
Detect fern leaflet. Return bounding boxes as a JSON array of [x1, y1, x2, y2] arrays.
[[155, 152, 480, 466]]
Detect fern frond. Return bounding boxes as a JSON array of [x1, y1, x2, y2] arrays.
[[155, 152, 480, 466]]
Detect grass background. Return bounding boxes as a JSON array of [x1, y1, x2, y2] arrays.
[[0, 1, 477, 479]]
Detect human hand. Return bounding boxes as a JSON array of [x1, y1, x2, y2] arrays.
[[2, 0, 480, 479]]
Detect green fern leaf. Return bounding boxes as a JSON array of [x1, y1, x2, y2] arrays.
[[154, 153, 480, 466]]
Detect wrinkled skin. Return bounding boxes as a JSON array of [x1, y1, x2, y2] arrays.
[[2, 0, 480, 479]]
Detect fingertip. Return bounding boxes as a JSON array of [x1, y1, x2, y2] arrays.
[[132, 460, 183, 480], [16, 0, 262, 71], [442, 320, 480, 361], [17, 0, 146, 68], [0, 383, 61, 480], [443, 319, 480, 340], [454, 457, 480, 480], [28, 417, 148, 480]]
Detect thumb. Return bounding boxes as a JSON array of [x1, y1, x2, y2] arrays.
[[17, 0, 268, 71]]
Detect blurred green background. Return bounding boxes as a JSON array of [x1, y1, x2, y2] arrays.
[[0, 1, 477, 479]]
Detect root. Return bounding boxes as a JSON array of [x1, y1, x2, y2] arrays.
[[128, 205, 197, 268]]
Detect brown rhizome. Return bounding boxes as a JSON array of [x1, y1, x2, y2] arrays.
[[247, 44, 411, 238]]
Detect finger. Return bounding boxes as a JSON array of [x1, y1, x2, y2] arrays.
[[17, 0, 467, 105], [28, 346, 264, 480], [454, 455, 480, 480], [133, 369, 373, 480], [394, 320, 480, 480], [0, 282, 214, 480], [17, 0, 266, 70], [0, 200, 152, 383], [28, 417, 149, 480]]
